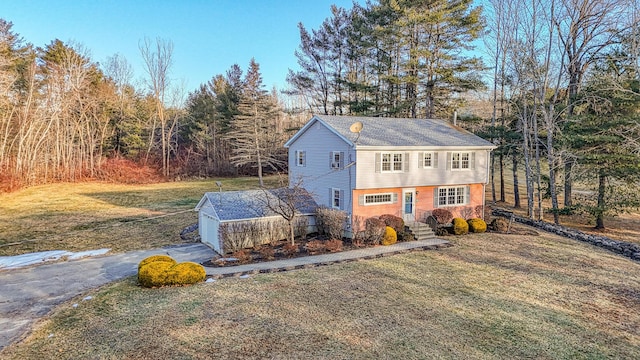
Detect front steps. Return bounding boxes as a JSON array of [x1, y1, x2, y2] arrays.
[[405, 221, 437, 241]]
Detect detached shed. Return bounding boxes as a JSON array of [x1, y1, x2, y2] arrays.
[[195, 189, 317, 254]]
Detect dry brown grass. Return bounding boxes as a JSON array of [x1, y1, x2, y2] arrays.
[[3, 231, 640, 359], [0, 176, 280, 256]]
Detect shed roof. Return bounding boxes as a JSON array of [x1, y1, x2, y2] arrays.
[[285, 115, 495, 149], [195, 188, 317, 222]]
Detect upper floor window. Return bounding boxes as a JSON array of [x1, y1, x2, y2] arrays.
[[376, 152, 408, 173], [448, 152, 474, 170], [330, 151, 344, 169], [296, 150, 306, 167], [418, 152, 438, 169]]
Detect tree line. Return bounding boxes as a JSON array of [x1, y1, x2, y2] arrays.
[[0, 20, 305, 190], [289, 0, 640, 228]]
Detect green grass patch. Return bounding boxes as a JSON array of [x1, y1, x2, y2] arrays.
[[3, 232, 640, 359]]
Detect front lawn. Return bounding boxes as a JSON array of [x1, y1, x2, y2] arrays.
[[0, 177, 279, 256], [3, 231, 639, 359]]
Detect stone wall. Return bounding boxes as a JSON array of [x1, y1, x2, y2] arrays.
[[492, 208, 640, 262]]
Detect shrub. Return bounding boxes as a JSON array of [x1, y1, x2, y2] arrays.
[[432, 208, 454, 224], [138, 256, 206, 288], [138, 255, 176, 271], [364, 217, 385, 245], [316, 207, 347, 240], [164, 262, 206, 286], [304, 240, 326, 254], [467, 218, 487, 233], [325, 239, 343, 252], [379, 214, 404, 233], [381, 226, 397, 245], [398, 231, 415, 242], [138, 261, 174, 288], [451, 217, 469, 235], [491, 218, 509, 232]]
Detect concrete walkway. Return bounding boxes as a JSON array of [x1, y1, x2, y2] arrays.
[[0, 239, 448, 351]]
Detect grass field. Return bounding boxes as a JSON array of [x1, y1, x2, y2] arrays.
[[0, 176, 280, 256], [3, 232, 640, 359]]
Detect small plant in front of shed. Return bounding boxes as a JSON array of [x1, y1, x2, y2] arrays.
[[451, 218, 469, 235]]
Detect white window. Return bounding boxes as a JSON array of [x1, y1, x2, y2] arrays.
[[363, 192, 397, 205], [330, 151, 344, 169], [437, 186, 469, 207], [376, 152, 408, 173], [419, 152, 438, 168], [331, 188, 344, 209], [296, 150, 306, 167], [448, 152, 474, 170]]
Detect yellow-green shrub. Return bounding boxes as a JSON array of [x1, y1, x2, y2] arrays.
[[452, 217, 469, 235], [164, 262, 206, 286], [137, 256, 206, 288], [467, 218, 487, 233], [138, 255, 176, 271], [381, 226, 397, 245], [138, 261, 174, 288]]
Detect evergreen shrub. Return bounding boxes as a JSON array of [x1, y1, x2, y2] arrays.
[[381, 226, 397, 245], [138, 255, 176, 271], [452, 218, 469, 235], [467, 218, 487, 233], [164, 262, 206, 286], [138, 255, 206, 288]]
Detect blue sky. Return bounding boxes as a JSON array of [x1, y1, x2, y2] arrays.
[[1, 0, 359, 92]]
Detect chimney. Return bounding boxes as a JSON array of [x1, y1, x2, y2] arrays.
[[453, 110, 458, 126]]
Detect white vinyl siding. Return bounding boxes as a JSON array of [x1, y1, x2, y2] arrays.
[[359, 192, 399, 206], [435, 186, 470, 207]]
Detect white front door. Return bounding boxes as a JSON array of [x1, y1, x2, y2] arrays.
[[402, 188, 416, 223]]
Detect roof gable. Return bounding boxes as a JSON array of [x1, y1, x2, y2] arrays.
[[284, 115, 354, 148], [295, 115, 494, 148]]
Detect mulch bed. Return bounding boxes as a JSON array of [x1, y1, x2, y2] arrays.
[[202, 236, 373, 268]]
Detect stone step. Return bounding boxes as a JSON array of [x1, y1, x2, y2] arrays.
[[405, 222, 437, 241]]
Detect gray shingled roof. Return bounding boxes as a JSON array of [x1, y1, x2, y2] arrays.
[[315, 115, 494, 148], [197, 189, 317, 221]]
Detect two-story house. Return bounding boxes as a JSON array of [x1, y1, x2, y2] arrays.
[[284, 115, 495, 232]]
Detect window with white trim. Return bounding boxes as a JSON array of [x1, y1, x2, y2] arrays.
[[419, 152, 438, 168], [364, 193, 394, 205], [437, 186, 469, 206], [331, 188, 344, 209], [330, 151, 343, 169], [450, 152, 473, 170], [377, 152, 406, 173], [296, 150, 306, 167]]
